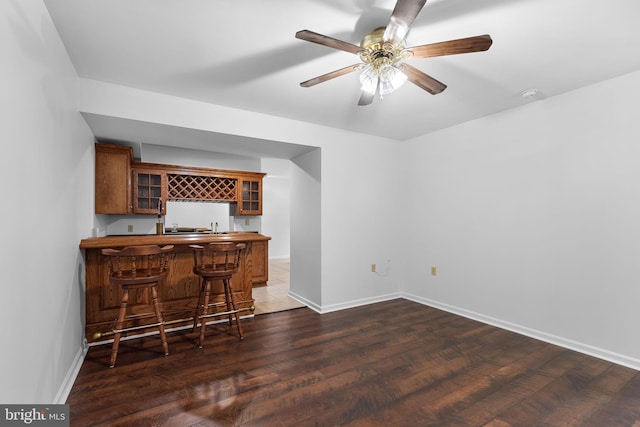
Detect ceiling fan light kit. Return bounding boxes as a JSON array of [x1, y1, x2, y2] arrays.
[[358, 27, 408, 98], [295, 0, 493, 106]]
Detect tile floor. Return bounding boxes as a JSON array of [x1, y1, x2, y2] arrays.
[[252, 258, 306, 315]]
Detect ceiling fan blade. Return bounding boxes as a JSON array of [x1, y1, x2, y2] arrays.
[[358, 79, 378, 106], [383, 0, 427, 44], [300, 64, 362, 88], [400, 63, 446, 95], [296, 30, 363, 55], [405, 35, 493, 59], [358, 90, 375, 106]]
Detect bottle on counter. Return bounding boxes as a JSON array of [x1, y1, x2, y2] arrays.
[[156, 199, 164, 235]]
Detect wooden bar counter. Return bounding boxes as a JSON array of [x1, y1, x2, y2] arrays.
[[79, 232, 270, 344]]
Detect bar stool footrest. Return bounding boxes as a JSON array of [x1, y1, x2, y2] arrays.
[[113, 321, 164, 335], [197, 309, 241, 320]]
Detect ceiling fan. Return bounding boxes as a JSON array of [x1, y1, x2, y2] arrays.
[[295, 0, 492, 106]]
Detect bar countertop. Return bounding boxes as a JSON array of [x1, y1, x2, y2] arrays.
[[80, 231, 271, 249]]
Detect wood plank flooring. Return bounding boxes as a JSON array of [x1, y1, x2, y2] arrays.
[[67, 299, 640, 426]]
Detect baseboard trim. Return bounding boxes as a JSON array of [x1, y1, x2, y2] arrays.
[[318, 293, 402, 314], [402, 293, 640, 372], [289, 292, 401, 315], [287, 291, 320, 313], [54, 343, 88, 404]]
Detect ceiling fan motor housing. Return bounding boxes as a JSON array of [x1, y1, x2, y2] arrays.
[[359, 27, 407, 68]]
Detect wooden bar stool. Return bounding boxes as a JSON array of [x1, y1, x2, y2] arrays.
[[101, 245, 174, 367], [190, 242, 246, 348]]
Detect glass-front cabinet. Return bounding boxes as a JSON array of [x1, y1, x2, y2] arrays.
[[238, 177, 262, 215], [132, 167, 167, 214]]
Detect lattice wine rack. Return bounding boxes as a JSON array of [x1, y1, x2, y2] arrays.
[[167, 174, 237, 202]]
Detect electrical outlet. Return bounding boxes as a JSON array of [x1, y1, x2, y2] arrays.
[[371, 264, 376, 273], [245, 219, 250, 226], [127, 225, 133, 233], [431, 266, 437, 276]]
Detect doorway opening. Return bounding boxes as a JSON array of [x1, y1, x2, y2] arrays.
[[252, 258, 304, 314]]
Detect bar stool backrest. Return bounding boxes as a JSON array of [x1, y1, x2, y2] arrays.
[[102, 245, 174, 285], [190, 242, 246, 277]]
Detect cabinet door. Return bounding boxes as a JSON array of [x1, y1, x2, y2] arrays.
[[237, 177, 262, 215], [251, 240, 269, 287], [132, 168, 167, 214], [95, 144, 132, 214]]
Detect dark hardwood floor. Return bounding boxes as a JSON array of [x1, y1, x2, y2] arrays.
[[67, 299, 640, 426]]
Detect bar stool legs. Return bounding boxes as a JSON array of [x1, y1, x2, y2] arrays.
[[150, 285, 170, 357], [190, 242, 246, 348], [110, 283, 169, 368], [223, 278, 243, 338], [192, 278, 205, 334], [110, 288, 129, 368], [197, 278, 211, 348], [193, 277, 244, 348]]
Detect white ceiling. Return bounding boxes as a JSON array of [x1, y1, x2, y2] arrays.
[[44, 0, 640, 155]]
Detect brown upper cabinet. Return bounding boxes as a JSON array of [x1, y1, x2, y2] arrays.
[[95, 143, 133, 214], [94, 143, 265, 215]]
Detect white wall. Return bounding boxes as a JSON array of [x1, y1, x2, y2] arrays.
[[141, 143, 261, 171], [289, 135, 405, 312], [318, 135, 404, 311], [290, 149, 322, 308], [164, 202, 232, 233], [261, 158, 291, 259], [1, 0, 95, 403], [402, 70, 640, 369]]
